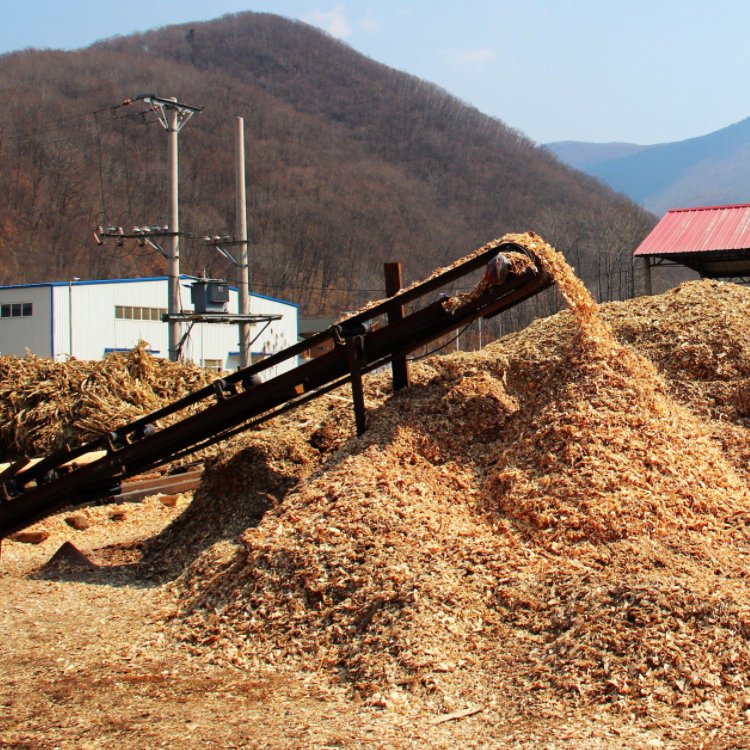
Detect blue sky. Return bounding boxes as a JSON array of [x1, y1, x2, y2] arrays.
[[2, 1, 748, 145]]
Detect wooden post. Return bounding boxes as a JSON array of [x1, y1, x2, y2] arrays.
[[384, 262, 411, 391], [346, 336, 368, 436], [643, 257, 653, 296]]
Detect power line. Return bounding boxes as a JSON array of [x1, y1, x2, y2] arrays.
[[249, 262, 650, 295], [0, 104, 157, 148], [92, 111, 107, 221], [118, 112, 134, 222], [408, 319, 473, 361]]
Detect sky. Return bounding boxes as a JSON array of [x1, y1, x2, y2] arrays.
[[2, 0, 749, 145]]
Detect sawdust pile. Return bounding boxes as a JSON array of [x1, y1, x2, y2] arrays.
[[145, 382, 393, 577], [166, 234, 750, 730], [0, 342, 216, 458]]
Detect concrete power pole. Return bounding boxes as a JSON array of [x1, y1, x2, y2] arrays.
[[235, 117, 251, 368], [140, 95, 201, 361]]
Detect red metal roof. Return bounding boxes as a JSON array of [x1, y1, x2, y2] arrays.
[[634, 203, 750, 256]]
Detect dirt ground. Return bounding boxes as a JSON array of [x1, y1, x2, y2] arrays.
[[0, 493, 720, 750]]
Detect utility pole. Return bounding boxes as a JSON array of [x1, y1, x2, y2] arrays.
[[68, 277, 80, 358], [235, 116, 251, 368], [135, 94, 202, 361]]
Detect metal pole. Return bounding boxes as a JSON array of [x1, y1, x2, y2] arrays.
[[455, 291, 460, 351], [68, 277, 79, 358], [167, 107, 181, 361], [68, 280, 73, 359], [123, 95, 200, 361], [236, 117, 251, 368]]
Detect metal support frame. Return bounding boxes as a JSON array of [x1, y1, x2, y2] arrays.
[[643, 255, 653, 296], [202, 234, 255, 365], [346, 336, 368, 436], [643, 252, 750, 286], [95, 226, 179, 259], [162, 312, 279, 325]]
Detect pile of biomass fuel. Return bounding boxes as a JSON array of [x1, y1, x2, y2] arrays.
[[145, 379, 394, 577], [0, 342, 216, 458], [166, 234, 750, 735]]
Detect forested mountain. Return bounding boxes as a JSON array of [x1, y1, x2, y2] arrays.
[[547, 118, 750, 215], [0, 11, 654, 319]]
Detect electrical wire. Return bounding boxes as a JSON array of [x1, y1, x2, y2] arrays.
[[141, 117, 152, 226], [0, 98, 655, 302], [0, 105, 158, 152], [93, 110, 107, 221], [408, 319, 474, 362], [248, 262, 653, 297], [118, 112, 135, 222]]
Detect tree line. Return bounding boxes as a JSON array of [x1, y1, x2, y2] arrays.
[[0, 11, 657, 341]]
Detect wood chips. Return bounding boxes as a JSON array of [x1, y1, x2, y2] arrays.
[[0, 342, 216, 459], [7, 234, 750, 745], [158, 235, 750, 743]]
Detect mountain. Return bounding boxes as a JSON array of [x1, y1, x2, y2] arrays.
[[546, 118, 750, 214], [546, 141, 648, 169], [0, 12, 654, 318]]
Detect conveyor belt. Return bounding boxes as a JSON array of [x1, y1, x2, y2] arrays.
[[0, 237, 552, 537]]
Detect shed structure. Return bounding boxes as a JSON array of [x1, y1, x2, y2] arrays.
[[634, 203, 750, 292]]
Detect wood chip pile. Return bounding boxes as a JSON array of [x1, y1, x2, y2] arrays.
[[0, 342, 216, 459], [162, 234, 750, 736], [145, 381, 393, 577]]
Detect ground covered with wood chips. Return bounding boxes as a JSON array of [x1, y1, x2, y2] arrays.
[[5, 238, 750, 747]]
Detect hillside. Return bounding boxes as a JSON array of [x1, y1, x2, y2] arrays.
[[0, 12, 654, 319], [547, 117, 750, 214]]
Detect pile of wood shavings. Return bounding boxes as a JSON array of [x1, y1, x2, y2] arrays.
[[0, 342, 216, 458], [165, 239, 750, 735], [145, 378, 394, 577]]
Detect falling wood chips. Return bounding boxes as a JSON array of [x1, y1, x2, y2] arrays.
[[160, 233, 750, 736], [0, 341, 217, 459]]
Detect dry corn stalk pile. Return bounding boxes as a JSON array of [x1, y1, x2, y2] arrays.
[[165, 235, 750, 736], [0, 342, 216, 458]]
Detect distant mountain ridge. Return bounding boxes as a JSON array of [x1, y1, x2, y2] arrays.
[[546, 141, 648, 169], [546, 118, 750, 214]]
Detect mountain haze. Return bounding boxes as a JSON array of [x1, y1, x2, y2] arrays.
[[0, 12, 654, 319], [547, 118, 750, 214]]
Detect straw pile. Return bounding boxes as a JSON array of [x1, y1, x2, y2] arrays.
[[0, 342, 216, 458], [164, 234, 750, 733]]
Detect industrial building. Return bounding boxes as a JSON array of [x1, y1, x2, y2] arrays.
[[0, 275, 298, 374]]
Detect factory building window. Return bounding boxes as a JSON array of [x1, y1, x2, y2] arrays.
[[202, 358, 224, 372], [1, 302, 33, 318], [115, 305, 167, 321]]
